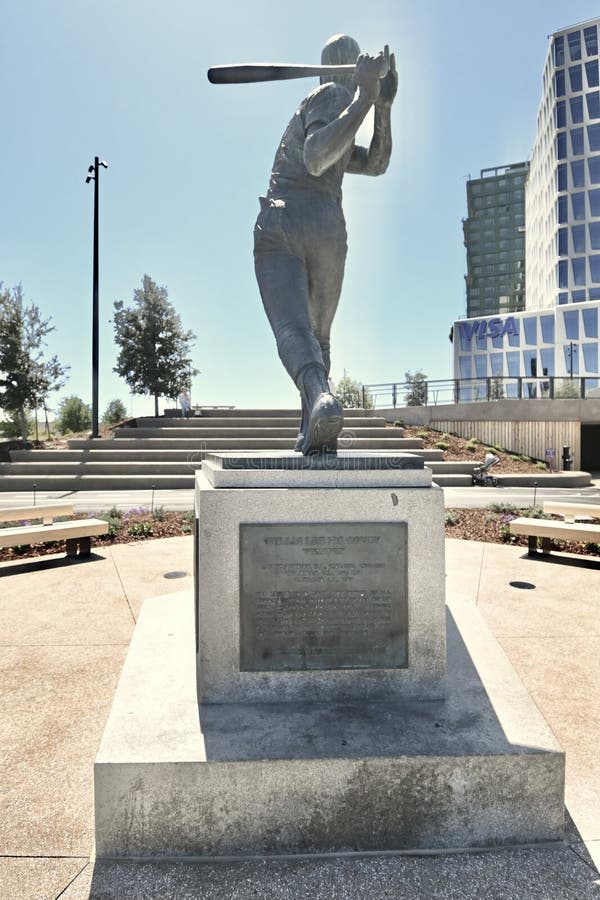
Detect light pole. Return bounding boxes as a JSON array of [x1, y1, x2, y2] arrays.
[[86, 157, 108, 438]]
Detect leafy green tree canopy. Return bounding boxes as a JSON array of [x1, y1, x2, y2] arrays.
[[0, 283, 69, 438], [404, 370, 428, 406], [335, 374, 373, 409], [113, 275, 198, 416], [101, 398, 128, 426], [56, 396, 91, 434]]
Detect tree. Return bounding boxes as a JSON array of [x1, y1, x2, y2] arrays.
[[102, 399, 128, 426], [335, 374, 373, 409], [404, 370, 428, 406], [0, 409, 34, 440], [56, 396, 91, 434], [0, 283, 69, 439], [113, 275, 198, 416]]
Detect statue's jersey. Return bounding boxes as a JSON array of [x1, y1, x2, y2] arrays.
[[265, 82, 354, 200]]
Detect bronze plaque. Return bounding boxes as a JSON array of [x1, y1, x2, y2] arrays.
[[239, 522, 408, 671]]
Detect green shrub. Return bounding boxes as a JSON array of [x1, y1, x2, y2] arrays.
[[56, 395, 91, 434], [466, 440, 478, 453], [583, 542, 600, 554], [393, 419, 404, 428], [519, 454, 532, 463], [129, 521, 153, 537], [102, 399, 128, 426], [492, 444, 506, 453], [417, 430, 429, 440], [445, 511, 459, 526], [435, 441, 449, 451], [509, 454, 520, 461], [535, 460, 548, 470], [152, 505, 166, 521], [487, 502, 520, 514]]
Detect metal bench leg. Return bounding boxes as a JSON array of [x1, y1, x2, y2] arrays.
[[66, 538, 78, 557], [66, 537, 92, 557], [541, 537, 551, 555], [527, 536, 537, 555]]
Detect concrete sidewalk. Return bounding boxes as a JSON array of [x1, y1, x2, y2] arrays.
[[0, 536, 599, 898]]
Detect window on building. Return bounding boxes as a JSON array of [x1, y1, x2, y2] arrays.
[[563, 309, 580, 339], [570, 64, 583, 92], [558, 228, 569, 255], [589, 188, 600, 215], [586, 59, 600, 88], [459, 356, 472, 379], [523, 318, 537, 344], [572, 192, 586, 219], [572, 290, 587, 301], [564, 344, 580, 375], [583, 306, 598, 337], [588, 123, 600, 151], [474, 355, 487, 378], [590, 287, 600, 299], [557, 163, 567, 191], [572, 257, 587, 285], [584, 26, 598, 56], [583, 343, 599, 372], [541, 347, 555, 376], [589, 155, 600, 183], [568, 30, 582, 61], [558, 195, 568, 222], [572, 223, 586, 252], [541, 315, 555, 344], [590, 221, 600, 249], [590, 255, 600, 282], [554, 35, 565, 66], [558, 292, 569, 304], [570, 96, 584, 124], [571, 127, 585, 155], [490, 353, 503, 376], [558, 259, 569, 288], [572, 159, 586, 187], [507, 326, 520, 347], [523, 349, 538, 377], [506, 351, 520, 377], [587, 91, 600, 119], [555, 69, 566, 97]]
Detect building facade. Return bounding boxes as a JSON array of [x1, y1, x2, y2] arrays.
[[453, 17, 600, 395], [463, 163, 528, 318]]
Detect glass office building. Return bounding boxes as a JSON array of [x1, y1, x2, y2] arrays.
[[453, 18, 600, 395], [463, 163, 528, 318]]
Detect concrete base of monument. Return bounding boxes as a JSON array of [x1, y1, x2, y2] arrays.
[[195, 454, 447, 704], [94, 589, 565, 859]]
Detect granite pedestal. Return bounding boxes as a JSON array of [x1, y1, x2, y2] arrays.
[[94, 451, 565, 858]]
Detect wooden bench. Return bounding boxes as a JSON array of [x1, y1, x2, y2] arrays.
[[509, 515, 600, 555], [0, 504, 108, 557], [542, 501, 600, 523]]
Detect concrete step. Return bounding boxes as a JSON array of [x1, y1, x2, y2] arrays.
[[161, 408, 380, 419], [67, 437, 429, 452], [112, 425, 400, 440], [0, 474, 196, 492], [430, 473, 474, 487], [425, 461, 477, 474]]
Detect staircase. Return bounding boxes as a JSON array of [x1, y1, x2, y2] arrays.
[[0, 409, 475, 491]]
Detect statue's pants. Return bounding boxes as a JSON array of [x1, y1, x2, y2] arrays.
[[253, 191, 347, 383]]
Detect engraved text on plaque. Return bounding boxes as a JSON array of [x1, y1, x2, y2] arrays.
[[239, 522, 408, 671]]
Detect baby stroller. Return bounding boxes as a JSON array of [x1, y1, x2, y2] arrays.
[[472, 452, 500, 487]]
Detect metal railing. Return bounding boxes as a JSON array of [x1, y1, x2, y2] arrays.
[[361, 376, 599, 408]]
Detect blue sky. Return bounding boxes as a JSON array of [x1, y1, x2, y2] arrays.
[[2, 0, 599, 415]]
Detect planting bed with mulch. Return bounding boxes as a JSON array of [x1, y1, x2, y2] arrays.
[[1, 504, 599, 562]]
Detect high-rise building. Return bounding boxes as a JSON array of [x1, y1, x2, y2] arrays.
[[527, 18, 600, 309], [463, 163, 529, 318], [452, 17, 600, 396]]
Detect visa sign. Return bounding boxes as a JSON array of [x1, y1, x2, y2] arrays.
[[458, 316, 519, 344]]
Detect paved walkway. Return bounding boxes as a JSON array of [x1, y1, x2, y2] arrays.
[[0, 537, 599, 898]]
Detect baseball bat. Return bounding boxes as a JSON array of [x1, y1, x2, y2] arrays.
[[207, 63, 356, 85]]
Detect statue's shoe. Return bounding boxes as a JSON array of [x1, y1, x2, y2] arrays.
[[299, 393, 343, 455]]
